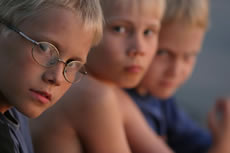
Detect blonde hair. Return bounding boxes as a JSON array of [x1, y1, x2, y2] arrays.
[[163, 0, 209, 29], [0, 0, 103, 46], [101, 0, 165, 22]]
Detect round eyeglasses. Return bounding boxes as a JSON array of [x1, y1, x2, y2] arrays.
[[0, 19, 87, 83], [32, 42, 87, 83]]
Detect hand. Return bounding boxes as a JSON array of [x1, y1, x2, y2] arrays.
[[208, 98, 230, 144]]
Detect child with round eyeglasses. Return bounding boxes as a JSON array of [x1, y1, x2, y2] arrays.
[[0, 0, 103, 153]]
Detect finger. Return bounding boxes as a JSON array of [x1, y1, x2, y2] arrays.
[[216, 98, 230, 120], [208, 109, 218, 137]]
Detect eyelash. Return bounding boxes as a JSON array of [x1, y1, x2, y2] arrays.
[[66, 59, 76, 64], [144, 29, 155, 36], [157, 50, 169, 56], [112, 26, 126, 33], [111, 25, 157, 38]]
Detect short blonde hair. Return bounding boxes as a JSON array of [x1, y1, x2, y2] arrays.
[[0, 0, 103, 46], [163, 0, 209, 29], [101, 0, 165, 22]]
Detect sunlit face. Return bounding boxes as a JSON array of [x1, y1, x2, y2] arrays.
[[87, 0, 161, 88], [0, 7, 94, 118], [139, 22, 206, 99]]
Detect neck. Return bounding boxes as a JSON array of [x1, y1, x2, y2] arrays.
[[136, 87, 149, 96]]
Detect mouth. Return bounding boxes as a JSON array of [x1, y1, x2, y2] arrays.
[[124, 65, 142, 73], [159, 81, 176, 88], [30, 89, 52, 104]]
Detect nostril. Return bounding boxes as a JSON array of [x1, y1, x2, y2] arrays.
[[42, 67, 63, 86], [47, 78, 56, 84], [127, 48, 144, 57]]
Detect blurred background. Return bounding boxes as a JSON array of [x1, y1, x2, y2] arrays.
[[176, 0, 230, 127]]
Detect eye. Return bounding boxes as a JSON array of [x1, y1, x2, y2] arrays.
[[39, 43, 51, 52], [156, 49, 169, 56], [67, 61, 77, 68], [66, 60, 82, 70], [112, 26, 126, 33], [79, 66, 87, 75], [184, 52, 198, 61], [144, 29, 154, 36], [48, 58, 58, 65]]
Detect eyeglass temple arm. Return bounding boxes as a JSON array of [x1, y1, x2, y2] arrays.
[[0, 19, 39, 45]]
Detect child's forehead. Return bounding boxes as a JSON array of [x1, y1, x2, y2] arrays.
[[103, 0, 163, 19]]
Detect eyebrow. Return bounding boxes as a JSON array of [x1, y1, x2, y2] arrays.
[[158, 47, 200, 56], [0, 19, 85, 64], [68, 57, 85, 63], [35, 34, 85, 63], [107, 16, 160, 28]]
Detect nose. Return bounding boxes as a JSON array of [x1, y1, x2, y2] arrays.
[[42, 63, 65, 86], [167, 59, 183, 77], [127, 33, 145, 57]]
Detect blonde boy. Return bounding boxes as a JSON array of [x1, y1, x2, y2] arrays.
[[30, 0, 175, 153], [128, 0, 230, 153], [0, 0, 103, 152]]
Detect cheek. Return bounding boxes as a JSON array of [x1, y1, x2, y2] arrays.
[[98, 44, 124, 68], [102, 33, 126, 56], [146, 38, 159, 55], [150, 39, 159, 53], [7, 56, 38, 83], [54, 84, 71, 103], [18, 58, 41, 81], [151, 61, 166, 77], [143, 66, 159, 87], [181, 63, 195, 83], [144, 52, 155, 66], [92, 39, 121, 61], [88, 48, 119, 75]]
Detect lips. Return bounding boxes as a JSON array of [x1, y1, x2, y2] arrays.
[[159, 81, 176, 88], [30, 89, 52, 104], [125, 65, 142, 73]]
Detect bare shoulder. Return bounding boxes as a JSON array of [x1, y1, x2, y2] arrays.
[[62, 75, 116, 106], [46, 75, 121, 130], [115, 89, 139, 120], [30, 104, 82, 153], [30, 76, 121, 153], [57, 76, 131, 153]]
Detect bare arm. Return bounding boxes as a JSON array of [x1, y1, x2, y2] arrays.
[[119, 91, 174, 153]]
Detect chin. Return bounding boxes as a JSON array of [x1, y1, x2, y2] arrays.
[[24, 109, 44, 119], [158, 95, 171, 100], [153, 91, 174, 100], [121, 80, 140, 89]]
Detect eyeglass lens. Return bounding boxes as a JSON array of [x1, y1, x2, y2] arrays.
[[32, 42, 84, 83]]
